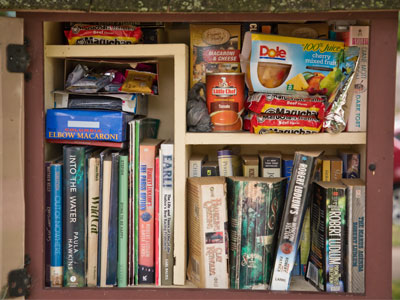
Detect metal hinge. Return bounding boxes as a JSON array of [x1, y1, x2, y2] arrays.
[[4, 255, 31, 298], [6, 38, 31, 81]]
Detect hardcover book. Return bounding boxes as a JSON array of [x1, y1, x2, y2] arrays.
[[187, 177, 229, 289], [106, 152, 120, 286], [201, 161, 219, 177], [241, 155, 259, 177], [63, 146, 87, 287], [46, 109, 134, 143], [341, 178, 365, 293], [217, 149, 234, 177], [340, 151, 360, 179], [155, 156, 161, 286], [160, 141, 174, 285], [227, 177, 287, 289], [50, 163, 63, 287], [307, 181, 346, 292], [270, 150, 322, 291], [189, 154, 207, 178], [118, 154, 129, 287], [138, 138, 163, 284], [87, 154, 100, 287]]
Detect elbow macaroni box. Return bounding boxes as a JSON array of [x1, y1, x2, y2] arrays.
[[46, 109, 134, 142], [240, 33, 344, 99]]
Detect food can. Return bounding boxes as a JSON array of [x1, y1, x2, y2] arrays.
[[206, 73, 245, 132]]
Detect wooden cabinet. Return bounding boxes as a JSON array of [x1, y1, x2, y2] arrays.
[[7, 10, 396, 299]]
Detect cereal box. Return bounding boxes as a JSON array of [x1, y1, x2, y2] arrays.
[[190, 24, 241, 87], [240, 33, 344, 98]]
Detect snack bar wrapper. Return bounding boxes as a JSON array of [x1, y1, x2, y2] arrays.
[[240, 32, 345, 97], [323, 46, 360, 133]]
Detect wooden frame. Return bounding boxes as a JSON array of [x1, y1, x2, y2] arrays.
[[18, 10, 396, 299]]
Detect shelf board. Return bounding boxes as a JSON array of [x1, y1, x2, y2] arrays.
[[185, 132, 366, 145], [45, 44, 187, 58]]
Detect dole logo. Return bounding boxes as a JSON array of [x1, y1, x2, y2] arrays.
[[259, 45, 287, 60]]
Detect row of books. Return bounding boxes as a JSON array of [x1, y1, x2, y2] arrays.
[[44, 118, 175, 287], [189, 150, 360, 180], [187, 151, 365, 293]]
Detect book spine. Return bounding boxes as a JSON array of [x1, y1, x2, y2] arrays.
[[227, 178, 242, 289], [261, 156, 281, 178], [87, 157, 100, 287], [322, 159, 330, 181], [270, 152, 318, 291], [138, 144, 156, 284], [128, 121, 135, 286], [134, 120, 141, 285], [50, 163, 63, 287], [106, 152, 120, 286], [326, 187, 346, 292], [200, 183, 229, 288], [189, 159, 202, 177], [100, 158, 112, 287], [307, 183, 327, 291], [63, 146, 86, 287], [118, 155, 129, 287], [300, 208, 311, 276], [155, 156, 160, 286], [218, 150, 234, 176], [330, 160, 343, 182], [45, 161, 52, 287], [346, 26, 369, 132], [351, 185, 365, 293], [161, 144, 174, 286]]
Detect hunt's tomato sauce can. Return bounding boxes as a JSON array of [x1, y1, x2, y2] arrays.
[[206, 73, 245, 132]]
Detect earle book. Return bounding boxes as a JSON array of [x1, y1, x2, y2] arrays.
[[307, 181, 346, 292], [63, 146, 87, 287], [187, 177, 229, 289], [227, 177, 287, 289], [87, 153, 100, 287], [50, 163, 63, 287], [160, 141, 174, 285], [341, 178, 365, 293], [138, 138, 163, 284], [270, 150, 322, 291]]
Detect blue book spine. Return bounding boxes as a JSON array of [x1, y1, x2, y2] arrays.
[[106, 152, 120, 286], [50, 163, 63, 287], [282, 158, 294, 194], [63, 146, 86, 287]]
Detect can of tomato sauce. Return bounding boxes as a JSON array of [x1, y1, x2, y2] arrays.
[[206, 73, 245, 132]]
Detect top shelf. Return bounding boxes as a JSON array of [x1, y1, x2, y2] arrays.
[[44, 44, 188, 58], [185, 132, 366, 145]]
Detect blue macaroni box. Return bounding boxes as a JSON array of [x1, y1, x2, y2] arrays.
[[46, 109, 134, 142]]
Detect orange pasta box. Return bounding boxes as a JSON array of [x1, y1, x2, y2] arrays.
[[138, 138, 163, 284]]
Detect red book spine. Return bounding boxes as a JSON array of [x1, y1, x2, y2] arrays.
[[155, 156, 160, 286]]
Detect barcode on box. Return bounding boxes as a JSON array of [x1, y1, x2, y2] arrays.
[[307, 262, 318, 286]]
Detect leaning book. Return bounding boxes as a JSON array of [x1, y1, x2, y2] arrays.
[[270, 150, 322, 291], [227, 177, 287, 289]]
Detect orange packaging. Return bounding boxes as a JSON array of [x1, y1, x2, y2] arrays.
[[206, 73, 245, 132]]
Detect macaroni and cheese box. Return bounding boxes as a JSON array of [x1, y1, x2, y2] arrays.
[[46, 109, 134, 142], [240, 33, 344, 98]]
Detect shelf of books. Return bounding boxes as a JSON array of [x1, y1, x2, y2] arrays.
[[28, 12, 395, 299]]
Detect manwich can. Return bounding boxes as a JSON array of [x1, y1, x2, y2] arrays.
[[206, 73, 245, 132]]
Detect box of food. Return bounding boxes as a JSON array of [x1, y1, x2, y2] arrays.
[[240, 33, 344, 97], [190, 24, 241, 87]]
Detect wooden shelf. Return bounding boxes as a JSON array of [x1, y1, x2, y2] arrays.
[[185, 132, 367, 145]]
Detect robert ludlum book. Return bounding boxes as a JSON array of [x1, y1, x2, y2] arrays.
[[63, 146, 87, 287], [270, 150, 322, 291], [227, 177, 287, 289], [187, 177, 229, 289], [306, 181, 346, 292]]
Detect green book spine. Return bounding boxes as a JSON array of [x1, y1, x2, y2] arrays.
[[63, 146, 86, 287], [118, 155, 129, 287]]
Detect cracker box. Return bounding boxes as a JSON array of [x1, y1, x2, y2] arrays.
[[190, 24, 241, 87], [240, 33, 344, 98]]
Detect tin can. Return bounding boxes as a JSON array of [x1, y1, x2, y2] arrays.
[[206, 73, 245, 132]]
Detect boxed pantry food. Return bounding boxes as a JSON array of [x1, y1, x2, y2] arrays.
[[64, 58, 159, 95]]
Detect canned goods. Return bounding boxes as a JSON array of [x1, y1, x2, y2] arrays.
[[206, 73, 245, 132]]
